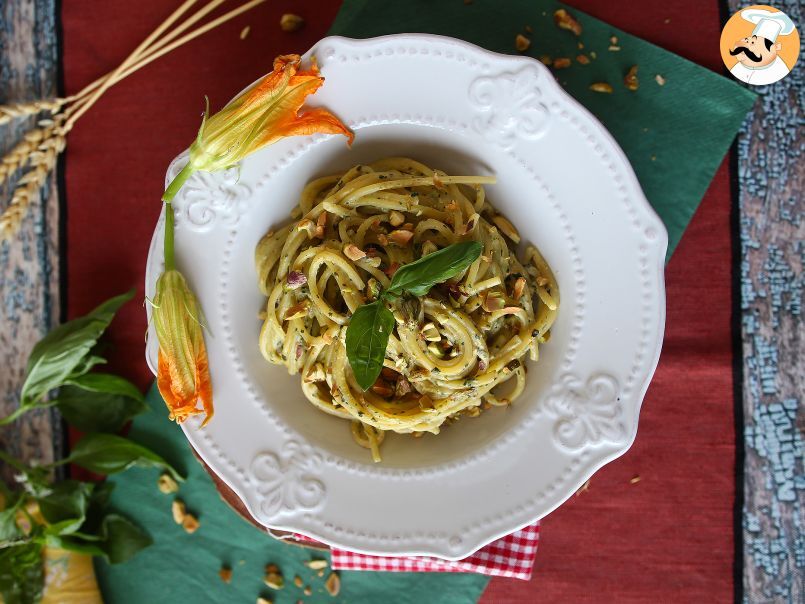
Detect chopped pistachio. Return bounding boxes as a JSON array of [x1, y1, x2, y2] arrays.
[[624, 65, 639, 91], [280, 13, 304, 32], [325, 572, 341, 597], [158, 473, 179, 494], [589, 82, 614, 94], [171, 499, 186, 524], [554, 9, 582, 35], [182, 513, 200, 534], [264, 572, 284, 590], [388, 210, 405, 226]]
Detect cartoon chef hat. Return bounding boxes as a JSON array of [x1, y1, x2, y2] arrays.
[[741, 8, 796, 43]]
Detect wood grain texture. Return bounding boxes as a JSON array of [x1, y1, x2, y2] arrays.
[[726, 1, 804, 602], [0, 0, 61, 481]]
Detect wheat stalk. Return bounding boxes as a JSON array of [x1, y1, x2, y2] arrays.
[[0, 126, 55, 188], [0, 0, 268, 242], [0, 99, 63, 127], [0, 133, 64, 240]]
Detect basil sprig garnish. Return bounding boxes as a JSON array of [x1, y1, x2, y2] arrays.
[[345, 241, 482, 390]]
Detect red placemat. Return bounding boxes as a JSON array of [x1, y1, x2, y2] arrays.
[[62, 1, 736, 601]]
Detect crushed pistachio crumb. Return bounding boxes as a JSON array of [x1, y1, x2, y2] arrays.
[[515, 34, 531, 52], [624, 65, 639, 91], [325, 572, 341, 597], [589, 82, 614, 94], [304, 586, 312, 596], [264, 570, 284, 590], [182, 513, 200, 534], [158, 473, 179, 494], [305, 559, 329, 570], [280, 13, 304, 32], [655, 74, 666, 86], [576, 54, 590, 65], [219, 566, 232, 583], [293, 575, 303, 587], [171, 499, 186, 524], [608, 45, 621, 51], [552, 57, 571, 69], [554, 8, 582, 35]]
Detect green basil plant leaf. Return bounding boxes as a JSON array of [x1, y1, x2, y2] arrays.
[[57, 433, 184, 483], [386, 240, 482, 297], [0, 542, 44, 604], [345, 300, 395, 391], [37, 480, 93, 536], [0, 497, 22, 544], [48, 514, 151, 565], [57, 373, 147, 433], [20, 290, 134, 406]]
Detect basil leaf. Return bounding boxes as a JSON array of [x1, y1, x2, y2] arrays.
[[37, 480, 93, 536], [345, 301, 395, 391], [46, 514, 151, 564], [59, 434, 184, 482], [94, 514, 152, 564], [21, 291, 134, 405], [0, 497, 22, 543], [0, 542, 44, 604], [80, 482, 115, 536], [56, 374, 147, 433], [386, 241, 482, 297]]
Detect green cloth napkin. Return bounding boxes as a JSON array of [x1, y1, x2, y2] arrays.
[[329, 0, 757, 260], [94, 385, 489, 603]]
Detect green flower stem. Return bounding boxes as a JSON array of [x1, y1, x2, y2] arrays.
[[162, 163, 194, 203], [164, 202, 175, 272], [161, 163, 194, 273]]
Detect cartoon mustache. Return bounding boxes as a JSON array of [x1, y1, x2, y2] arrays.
[[730, 46, 763, 62]]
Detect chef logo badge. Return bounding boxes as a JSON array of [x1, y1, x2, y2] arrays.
[[720, 5, 799, 85]]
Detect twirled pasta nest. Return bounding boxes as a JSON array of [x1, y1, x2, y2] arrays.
[[256, 158, 558, 461]]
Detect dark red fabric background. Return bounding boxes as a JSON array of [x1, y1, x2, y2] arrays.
[[62, 1, 736, 602]]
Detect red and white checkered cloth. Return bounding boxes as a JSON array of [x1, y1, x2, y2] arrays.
[[293, 522, 540, 580]]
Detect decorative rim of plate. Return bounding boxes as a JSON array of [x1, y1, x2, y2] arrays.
[[144, 34, 667, 559]]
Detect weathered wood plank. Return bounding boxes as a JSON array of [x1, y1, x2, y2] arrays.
[[0, 0, 61, 481], [726, 1, 804, 602]]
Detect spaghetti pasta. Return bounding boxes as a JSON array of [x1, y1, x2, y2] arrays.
[[255, 158, 558, 461]]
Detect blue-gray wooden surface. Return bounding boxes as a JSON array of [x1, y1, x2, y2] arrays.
[[0, 1, 802, 601], [728, 1, 804, 601], [0, 1, 61, 480]]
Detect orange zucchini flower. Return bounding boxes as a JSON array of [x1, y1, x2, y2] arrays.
[[155, 54, 352, 427], [152, 270, 213, 426], [163, 54, 353, 199]]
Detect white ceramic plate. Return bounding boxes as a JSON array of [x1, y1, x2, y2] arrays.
[[145, 34, 667, 560]]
